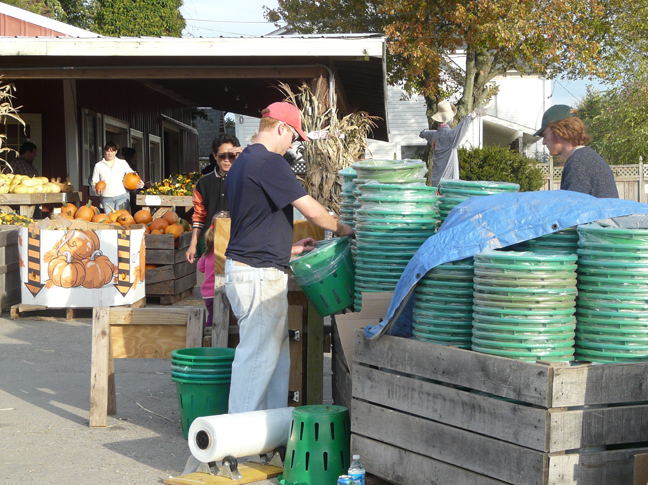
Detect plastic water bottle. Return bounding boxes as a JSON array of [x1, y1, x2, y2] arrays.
[[348, 454, 365, 485]]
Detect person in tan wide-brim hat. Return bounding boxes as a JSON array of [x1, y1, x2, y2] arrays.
[[420, 101, 484, 188], [431, 100, 458, 124]]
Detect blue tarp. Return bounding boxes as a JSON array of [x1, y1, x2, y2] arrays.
[[364, 190, 648, 339]]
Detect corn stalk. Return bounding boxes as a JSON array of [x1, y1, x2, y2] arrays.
[[278, 78, 378, 216], [0, 77, 25, 169]]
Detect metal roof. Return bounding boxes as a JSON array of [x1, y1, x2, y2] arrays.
[[0, 36, 389, 140]]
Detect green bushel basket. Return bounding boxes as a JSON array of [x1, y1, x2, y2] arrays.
[[171, 347, 236, 363], [289, 237, 355, 316], [172, 376, 231, 440], [278, 405, 350, 485]]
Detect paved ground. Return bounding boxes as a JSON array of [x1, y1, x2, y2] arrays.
[[0, 296, 332, 485]]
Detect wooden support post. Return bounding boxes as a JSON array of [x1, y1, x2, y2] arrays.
[[212, 275, 230, 348], [186, 308, 205, 348], [639, 157, 645, 204], [549, 156, 554, 191], [90, 307, 113, 427], [306, 300, 323, 405]]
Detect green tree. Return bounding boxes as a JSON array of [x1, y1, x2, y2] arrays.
[[94, 0, 184, 37], [458, 146, 543, 192], [577, 85, 648, 166], [266, 0, 618, 122]]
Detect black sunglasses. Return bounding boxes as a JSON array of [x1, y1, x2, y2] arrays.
[[217, 152, 238, 161]]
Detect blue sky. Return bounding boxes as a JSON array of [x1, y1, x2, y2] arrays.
[[180, 0, 281, 37]]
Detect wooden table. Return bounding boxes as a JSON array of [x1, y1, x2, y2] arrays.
[[0, 192, 82, 218]]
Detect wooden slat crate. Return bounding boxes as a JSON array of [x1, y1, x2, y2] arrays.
[[351, 330, 648, 485], [0, 226, 21, 312], [145, 232, 196, 303]]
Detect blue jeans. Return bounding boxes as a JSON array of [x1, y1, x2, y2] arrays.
[[224, 258, 289, 413], [101, 194, 130, 213]]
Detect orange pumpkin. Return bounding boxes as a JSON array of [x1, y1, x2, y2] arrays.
[[150, 229, 163, 235], [82, 250, 115, 289], [61, 203, 77, 218], [163, 210, 179, 225], [149, 218, 169, 232], [116, 213, 136, 226], [92, 213, 110, 224], [49, 251, 86, 288], [134, 209, 152, 225], [165, 223, 184, 240], [145, 264, 159, 270], [57, 230, 100, 260], [95, 181, 106, 192], [142, 224, 150, 234], [123, 172, 141, 191], [75, 201, 95, 222]]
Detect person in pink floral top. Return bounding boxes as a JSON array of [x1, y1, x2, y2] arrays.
[[197, 221, 216, 327]]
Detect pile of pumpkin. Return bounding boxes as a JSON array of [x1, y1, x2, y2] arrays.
[[0, 174, 74, 194], [60, 202, 190, 239], [140, 172, 201, 196]]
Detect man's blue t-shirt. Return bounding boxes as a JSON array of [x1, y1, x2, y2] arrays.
[[225, 144, 308, 270]]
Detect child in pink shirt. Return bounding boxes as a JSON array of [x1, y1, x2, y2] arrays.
[[197, 223, 215, 327]]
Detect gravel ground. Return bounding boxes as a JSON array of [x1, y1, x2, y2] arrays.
[[0, 305, 331, 485]]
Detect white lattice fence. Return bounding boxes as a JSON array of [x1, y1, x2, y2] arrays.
[[537, 162, 648, 202]]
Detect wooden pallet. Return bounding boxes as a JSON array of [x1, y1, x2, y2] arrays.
[[10, 297, 146, 320], [146, 288, 194, 305], [351, 329, 648, 485]]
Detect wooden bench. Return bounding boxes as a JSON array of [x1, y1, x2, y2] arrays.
[[89, 306, 206, 427]]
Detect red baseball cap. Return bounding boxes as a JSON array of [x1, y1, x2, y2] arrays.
[[262, 102, 310, 142]]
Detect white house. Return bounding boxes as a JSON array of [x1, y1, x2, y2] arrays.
[[366, 71, 550, 161]]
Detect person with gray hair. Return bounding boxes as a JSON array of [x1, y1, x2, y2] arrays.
[[419, 101, 483, 188]]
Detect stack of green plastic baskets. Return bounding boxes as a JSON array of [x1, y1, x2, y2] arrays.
[[171, 347, 235, 439], [338, 167, 357, 229], [472, 250, 578, 362], [351, 180, 439, 311], [438, 180, 520, 223], [413, 258, 474, 348], [348, 160, 433, 311], [512, 227, 579, 253], [576, 223, 648, 363]]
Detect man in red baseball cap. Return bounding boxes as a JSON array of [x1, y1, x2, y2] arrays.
[[224, 101, 353, 414]]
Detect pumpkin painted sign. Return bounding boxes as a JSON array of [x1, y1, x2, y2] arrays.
[[19, 226, 145, 307]]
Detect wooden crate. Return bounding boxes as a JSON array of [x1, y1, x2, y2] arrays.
[[351, 330, 648, 485], [0, 226, 21, 312], [145, 232, 196, 303]]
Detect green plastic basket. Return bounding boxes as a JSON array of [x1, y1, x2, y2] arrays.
[[279, 405, 350, 485], [290, 237, 355, 316], [172, 378, 230, 440]]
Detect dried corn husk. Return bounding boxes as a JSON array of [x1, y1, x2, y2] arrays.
[[278, 78, 378, 216]]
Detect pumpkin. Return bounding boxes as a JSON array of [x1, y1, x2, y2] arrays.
[[57, 230, 100, 260], [75, 201, 95, 222], [134, 209, 152, 225], [108, 209, 130, 223], [149, 218, 169, 232], [61, 203, 77, 218], [165, 223, 184, 240], [142, 224, 150, 234], [150, 229, 163, 235], [95, 181, 106, 192], [145, 264, 159, 270], [92, 213, 110, 224], [116, 213, 135, 226], [82, 250, 115, 289], [48, 251, 86, 288], [163, 210, 179, 225], [123, 172, 141, 191]]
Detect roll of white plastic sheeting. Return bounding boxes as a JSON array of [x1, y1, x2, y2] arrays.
[[188, 407, 294, 463]]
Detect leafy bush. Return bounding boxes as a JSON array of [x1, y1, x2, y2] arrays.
[[457, 145, 543, 192]]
